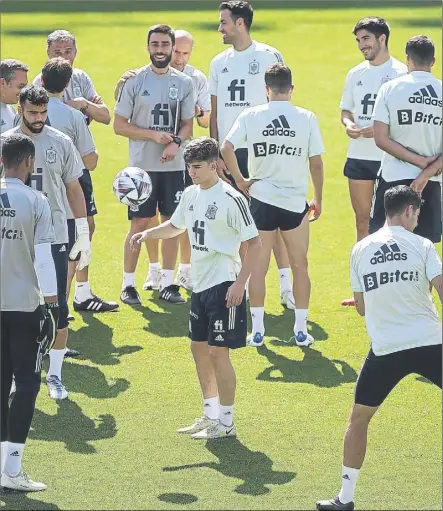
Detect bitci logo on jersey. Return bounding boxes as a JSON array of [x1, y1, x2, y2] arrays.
[[363, 270, 419, 292], [253, 142, 302, 158]]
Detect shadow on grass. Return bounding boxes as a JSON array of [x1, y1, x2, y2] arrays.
[[395, 18, 442, 28], [256, 343, 357, 387], [416, 376, 433, 385], [158, 493, 198, 505], [0, 491, 60, 510], [29, 399, 117, 454], [163, 438, 295, 496]]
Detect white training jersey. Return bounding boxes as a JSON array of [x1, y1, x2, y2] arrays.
[[373, 71, 442, 183], [350, 225, 442, 356], [340, 57, 407, 161], [170, 179, 258, 293], [225, 101, 324, 213], [183, 64, 211, 112], [209, 40, 284, 144], [0, 103, 16, 134]]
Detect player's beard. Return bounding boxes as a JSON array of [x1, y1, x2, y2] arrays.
[[150, 52, 172, 69], [362, 41, 381, 61], [22, 116, 45, 134]]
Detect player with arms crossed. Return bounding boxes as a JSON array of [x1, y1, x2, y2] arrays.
[[3, 85, 90, 400], [0, 60, 28, 134], [114, 24, 194, 306], [317, 186, 442, 511], [210, 0, 294, 309], [130, 137, 261, 439], [221, 64, 324, 347], [371, 35, 442, 243], [340, 17, 407, 306], [1, 134, 58, 491]]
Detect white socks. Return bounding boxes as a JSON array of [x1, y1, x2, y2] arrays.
[[203, 396, 219, 420], [279, 268, 291, 294], [338, 465, 360, 504], [3, 442, 24, 476], [48, 348, 65, 380], [294, 309, 308, 336], [178, 263, 191, 274], [1, 441, 7, 471], [219, 405, 234, 427], [250, 307, 265, 335], [149, 262, 161, 272], [74, 281, 93, 302], [123, 272, 135, 289], [160, 269, 174, 290]]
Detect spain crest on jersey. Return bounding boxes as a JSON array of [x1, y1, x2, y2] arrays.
[[168, 87, 179, 100], [205, 203, 218, 220], [45, 149, 56, 164], [249, 61, 260, 75]]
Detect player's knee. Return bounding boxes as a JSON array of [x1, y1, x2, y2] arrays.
[[130, 218, 150, 234], [208, 346, 228, 362], [349, 404, 376, 427]]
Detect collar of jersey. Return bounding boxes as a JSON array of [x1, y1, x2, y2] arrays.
[[232, 40, 256, 55]]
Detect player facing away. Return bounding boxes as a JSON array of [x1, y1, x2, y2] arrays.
[[130, 137, 261, 439], [3, 85, 91, 401], [0, 60, 28, 134], [371, 35, 442, 242], [209, 0, 295, 311], [340, 17, 407, 307], [317, 186, 442, 511], [221, 64, 324, 347], [1, 134, 58, 491], [114, 24, 194, 306]]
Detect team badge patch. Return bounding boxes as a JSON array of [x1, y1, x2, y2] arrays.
[[45, 149, 56, 164], [73, 86, 82, 97], [169, 87, 179, 100], [249, 61, 259, 75], [205, 203, 218, 220]]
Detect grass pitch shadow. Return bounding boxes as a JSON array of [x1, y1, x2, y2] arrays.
[[256, 343, 357, 387], [0, 491, 60, 510], [158, 493, 198, 505], [163, 438, 295, 496]]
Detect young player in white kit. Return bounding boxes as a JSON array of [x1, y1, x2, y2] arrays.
[[317, 186, 442, 511], [221, 64, 325, 347]]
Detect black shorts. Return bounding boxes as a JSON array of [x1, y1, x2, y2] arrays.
[[189, 281, 247, 349], [79, 169, 97, 216], [344, 158, 381, 181], [369, 177, 442, 243], [51, 244, 69, 329], [227, 149, 249, 192], [67, 219, 80, 262], [250, 198, 309, 231], [128, 171, 184, 219], [355, 345, 442, 407]]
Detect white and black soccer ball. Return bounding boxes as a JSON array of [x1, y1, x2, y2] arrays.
[[113, 167, 152, 211]]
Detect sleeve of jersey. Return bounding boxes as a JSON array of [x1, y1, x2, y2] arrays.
[[350, 245, 363, 292], [181, 78, 196, 120], [62, 139, 84, 185], [76, 116, 96, 157], [208, 58, 218, 97], [274, 50, 284, 64], [425, 242, 443, 282], [339, 71, 354, 111], [34, 194, 56, 245], [228, 195, 259, 242], [197, 74, 211, 111], [83, 72, 99, 101], [170, 191, 187, 230], [32, 74, 41, 86], [224, 112, 247, 148], [372, 83, 390, 124], [308, 114, 325, 157], [114, 78, 135, 119]]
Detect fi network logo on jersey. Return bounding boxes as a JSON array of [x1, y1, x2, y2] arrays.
[[225, 79, 250, 108], [0, 192, 15, 218], [262, 115, 296, 137], [370, 243, 407, 265], [409, 84, 442, 107]]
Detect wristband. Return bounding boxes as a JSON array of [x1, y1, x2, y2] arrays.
[[75, 217, 90, 235]]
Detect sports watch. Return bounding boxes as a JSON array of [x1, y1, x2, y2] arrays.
[[172, 136, 182, 147]]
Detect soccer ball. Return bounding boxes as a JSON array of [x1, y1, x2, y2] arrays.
[[113, 167, 152, 211]]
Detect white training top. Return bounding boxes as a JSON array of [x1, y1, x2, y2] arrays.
[[225, 101, 324, 213], [350, 225, 442, 356], [0, 103, 16, 134], [171, 179, 258, 293], [208, 40, 284, 144], [373, 71, 443, 183], [340, 57, 407, 161]]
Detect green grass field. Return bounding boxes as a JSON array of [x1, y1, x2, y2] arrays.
[[1, 2, 442, 509]]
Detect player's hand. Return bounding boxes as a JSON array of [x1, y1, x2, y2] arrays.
[[215, 158, 231, 183], [418, 155, 440, 170], [69, 218, 91, 271], [37, 302, 59, 358], [360, 126, 374, 138], [195, 105, 201, 117], [153, 132, 174, 145], [119, 69, 138, 83], [345, 123, 361, 139], [226, 280, 245, 308], [130, 231, 148, 251], [308, 198, 321, 222], [66, 97, 88, 110], [235, 177, 253, 198], [160, 142, 180, 163], [91, 95, 103, 105], [410, 175, 429, 195]]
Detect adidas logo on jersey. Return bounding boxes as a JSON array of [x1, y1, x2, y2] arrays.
[[188, 205, 194, 211], [356, 81, 363, 86], [409, 84, 442, 107], [1, 119, 5, 126], [221, 67, 229, 73], [262, 115, 296, 137], [142, 90, 150, 96], [0, 192, 15, 217], [370, 243, 407, 265]]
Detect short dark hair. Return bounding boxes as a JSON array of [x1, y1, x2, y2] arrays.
[[384, 185, 422, 217], [353, 17, 390, 47], [19, 85, 49, 107], [1, 133, 35, 169], [0, 59, 29, 83], [184, 137, 219, 165], [406, 35, 435, 66], [41, 57, 72, 93], [219, 1, 254, 31], [265, 64, 292, 94], [147, 24, 175, 45]]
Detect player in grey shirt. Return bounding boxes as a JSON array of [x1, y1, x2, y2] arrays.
[[40, 57, 118, 316], [3, 85, 90, 401], [114, 24, 194, 306], [0, 59, 28, 134], [1, 134, 58, 492]]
